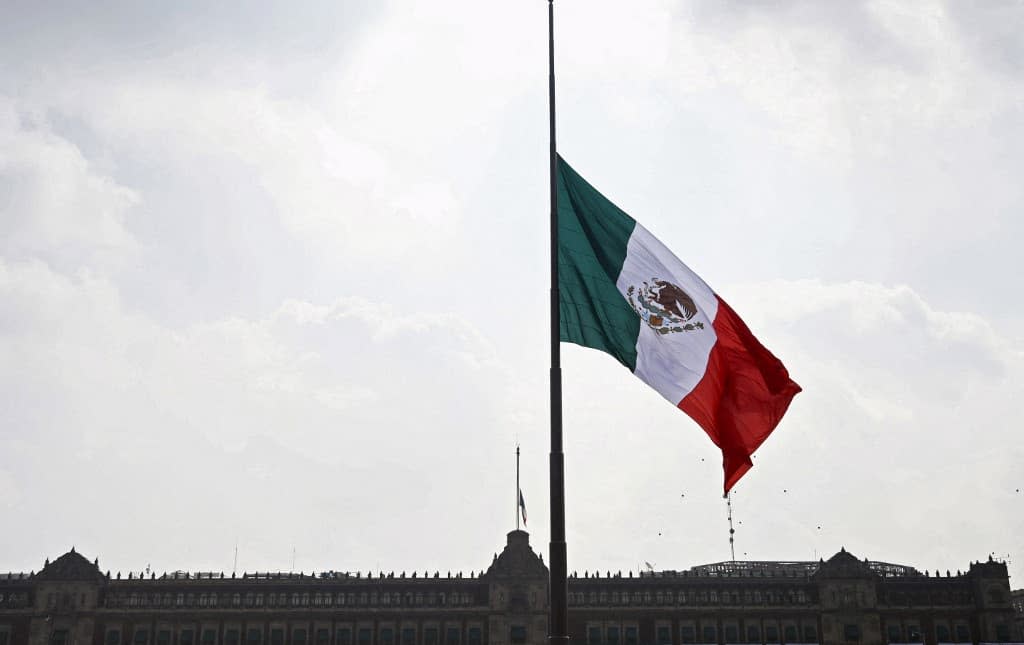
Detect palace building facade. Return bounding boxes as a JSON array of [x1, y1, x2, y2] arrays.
[[1, 531, 1020, 645]]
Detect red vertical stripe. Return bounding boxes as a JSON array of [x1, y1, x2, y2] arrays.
[[678, 296, 801, 493]]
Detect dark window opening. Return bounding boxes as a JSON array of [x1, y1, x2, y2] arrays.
[[843, 625, 860, 642], [702, 626, 717, 644], [725, 627, 738, 643], [425, 629, 438, 645], [402, 629, 416, 645], [511, 627, 527, 644], [784, 627, 797, 643], [468, 628, 482, 645], [247, 629, 262, 645], [606, 627, 619, 645], [747, 626, 761, 644], [680, 627, 695, 645], [446, 629, 460, 645], [626, 627, 639, 645], [766, 627, 778, 643], [381, 629, 394, 645]]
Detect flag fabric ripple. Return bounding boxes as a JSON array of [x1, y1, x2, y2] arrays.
[[556, 155, 801, 493]]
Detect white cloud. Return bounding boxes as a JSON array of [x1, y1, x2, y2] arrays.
[[0, 97, 139, 273]]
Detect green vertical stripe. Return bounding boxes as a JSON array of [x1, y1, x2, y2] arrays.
[[557, 155, 641, 371]]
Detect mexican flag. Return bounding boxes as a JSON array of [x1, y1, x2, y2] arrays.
[[557, 155, 801, 493]]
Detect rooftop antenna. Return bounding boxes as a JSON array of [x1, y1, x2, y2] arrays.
[[726, 492, 736, 562]]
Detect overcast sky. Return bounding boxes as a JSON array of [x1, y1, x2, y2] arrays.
[[1, 0, 1022, 586]]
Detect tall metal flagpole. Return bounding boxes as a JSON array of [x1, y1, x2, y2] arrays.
[[548, 1, 569, 644]]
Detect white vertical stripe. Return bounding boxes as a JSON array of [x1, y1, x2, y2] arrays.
[[615, 224, 719, 404]]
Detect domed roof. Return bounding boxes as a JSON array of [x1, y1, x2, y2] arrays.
[[36, 548, 104, 582]]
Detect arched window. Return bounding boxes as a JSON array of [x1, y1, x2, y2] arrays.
[[292, 593, 300, 606], [199, 594, 208, 607], [209, 594, 218, 607], [338, 593, 346, 606], [255, 594, 263, 607], [301, 593, 309, 606], [233, 593, 241, 607]]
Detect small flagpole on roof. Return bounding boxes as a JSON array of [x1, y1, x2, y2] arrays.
[[516, 444, 521, 531], [547, 1, 569, 644]]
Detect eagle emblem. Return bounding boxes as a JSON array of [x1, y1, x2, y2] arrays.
[[627, 279, 704, 335]]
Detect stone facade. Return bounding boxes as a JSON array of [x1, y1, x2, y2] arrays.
[[0, 533, 1019, 645]]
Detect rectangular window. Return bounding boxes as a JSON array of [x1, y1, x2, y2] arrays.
[[702, 626, 716, 644], [294, 630, 307, 645], [136, 630, 149, 645], [202, 630, 217, 645], [381, 629, 394, 645], [338, 630, 352, 645], [0, 632, 8, 645], [842, 625, 860, 642], [935, 626, 950, 643], [511, 627, 527, 644], [317, 630, 330, 645], [589, 628, 602, 645], [247, 629, 262, 645], [158, 632, 172, 645], [607, 627, 620, 645], [468, 628, 481, 645], [106, 632, 122, 645], [766, 627, 778, 643], [359, 630, 372, 645], [747, 626, 761, 644], [955, 625, 969, 643], [402, 628, 416, 645], [226, 631, 240, 645], [783, 627, 796, 644], [625, 628, 639, 645], [425, 628, 439, 645], [886, 625, 901, 644], [803, 627, 817, 643], [907, 626, 921, 642], [680, 627, 695, 645], [725, 626, 738, 643], [52, 631, 69, 645], [181, 631, 195, 645], [657, 627, 671, 645], [446, 628, 460, 645], [271, 630, 284, 645]]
